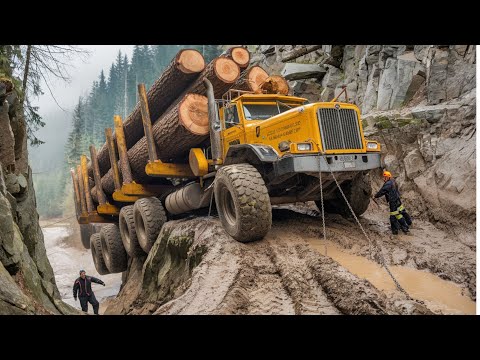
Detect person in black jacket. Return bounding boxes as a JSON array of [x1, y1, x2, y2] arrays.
[[374, 170, 412, 235], [73, 270, 105, 314]]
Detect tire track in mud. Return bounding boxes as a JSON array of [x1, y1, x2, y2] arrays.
[[109, 214, 431, 315]]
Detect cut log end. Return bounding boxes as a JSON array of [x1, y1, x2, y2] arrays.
[[179, 94, 209, 135], [177, 49, 206, 74], [213, 58, 240, 84], [248, 66, 269, 93], [261, 75, 290, 95], [230, 47, 250, 68]]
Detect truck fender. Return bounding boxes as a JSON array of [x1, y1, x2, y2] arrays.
[[223, 144, 279, 166]]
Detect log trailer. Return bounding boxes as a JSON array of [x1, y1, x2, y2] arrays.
[[70, 47, 381, 275]]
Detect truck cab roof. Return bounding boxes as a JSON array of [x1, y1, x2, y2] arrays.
[[230, 93, 309, 104]]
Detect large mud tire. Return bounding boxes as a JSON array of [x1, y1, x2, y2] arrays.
[[119, 205, 145, 257], [100, 224, 128, 273], [317, 171, 372, 218], [214, 163, 272, 243], [90, 233, 110, 275], [80, 224, 93, 249], [133, 197, 166, 253]]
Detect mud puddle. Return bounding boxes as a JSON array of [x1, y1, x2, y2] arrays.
[[307, 239, 476, 315]]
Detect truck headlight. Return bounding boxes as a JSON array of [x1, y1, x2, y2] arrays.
[[367, 142, 378, 150], [297, 143, 312, 151]]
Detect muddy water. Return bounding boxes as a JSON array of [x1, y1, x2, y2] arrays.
[[308, 239, 476, 315], [42, 225, 122, 312]]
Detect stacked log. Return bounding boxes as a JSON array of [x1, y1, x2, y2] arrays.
[[260, 75, 290, 95], [93, 49, 206, 177], [88, 47, 292, 200], [223, 47, 250, 69], [233, 66, 269, 93], [94, 57, 241, 195], [97, 93, 209, 195], [182, 57, 240, 98]]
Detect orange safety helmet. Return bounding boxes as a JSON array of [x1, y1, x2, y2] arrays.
[[383, 170, 392, 179]]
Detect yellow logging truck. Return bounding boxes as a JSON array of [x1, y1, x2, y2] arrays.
[[73, 80, 381, 275]]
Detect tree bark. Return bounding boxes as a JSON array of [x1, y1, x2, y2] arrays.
[[22, 45, 32, 104], [232, 66, 269, 93], [94, 49, 205, 177], [281, 45, 322, 62], [98, 94, 209, 195], [181, 57, 240, 98]]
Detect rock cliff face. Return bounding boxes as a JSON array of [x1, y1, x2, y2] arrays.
[[248, 45, 476, 244], [0, 78, 76, 314]]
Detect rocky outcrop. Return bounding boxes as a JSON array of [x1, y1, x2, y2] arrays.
[[247, 44, 476, 245], [0, 79, 77, 315]]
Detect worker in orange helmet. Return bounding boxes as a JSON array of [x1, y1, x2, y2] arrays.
[[374, 170, 412, 235]]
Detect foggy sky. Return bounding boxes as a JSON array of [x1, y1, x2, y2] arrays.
[[34, 45, 134, 116], [28, 46, 134, 171]]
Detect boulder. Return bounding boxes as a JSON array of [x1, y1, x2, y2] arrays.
[[17, 174, 27, 193], [383, 154, 402, 175], [281, 63, 327, 81], [5, 173, 20, 194], [411, 104, 460, 124], [403, 148, 426, 179], [321, 65, 343, 88]]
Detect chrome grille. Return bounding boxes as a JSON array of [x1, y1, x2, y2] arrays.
[[317, 108, 363, 150]]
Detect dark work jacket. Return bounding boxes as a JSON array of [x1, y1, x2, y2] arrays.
[[73, 276, 104, 298], [374, 179, 401, 205]]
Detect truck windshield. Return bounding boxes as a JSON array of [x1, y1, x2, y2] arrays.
[[243, 102, 299, 120]]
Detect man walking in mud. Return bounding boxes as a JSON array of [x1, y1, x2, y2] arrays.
[[374, 170, 412, 235], [73, 270, 105, 315]]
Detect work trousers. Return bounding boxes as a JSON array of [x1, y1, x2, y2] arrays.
[[79, 294, 99, 315], [389, 200, 412, 233]]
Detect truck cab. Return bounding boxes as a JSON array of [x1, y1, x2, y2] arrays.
[[219, 93, 380, 162]]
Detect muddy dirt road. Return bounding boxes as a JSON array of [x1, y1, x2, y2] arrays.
[[41, 221, 122, 314], [107, 202, 475, 315], [280, 203, 476, 313]]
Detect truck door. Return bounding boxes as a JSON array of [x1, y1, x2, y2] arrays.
[[222, 104, 245, 156]]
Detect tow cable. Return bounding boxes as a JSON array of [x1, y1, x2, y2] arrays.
[[316, 153, 411, 299]]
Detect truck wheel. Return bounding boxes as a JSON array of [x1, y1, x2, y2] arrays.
[[90, 233, 110, 275], [133, 197, 166, 253], [317, 172, 372, 218], [119, 205, 145, 257], [100, 224, 128, 273], [214, 163, 272, 242], [80, 224, 93, 249]]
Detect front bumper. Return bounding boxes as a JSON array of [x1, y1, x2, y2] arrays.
[[274, 153, 381, 177]]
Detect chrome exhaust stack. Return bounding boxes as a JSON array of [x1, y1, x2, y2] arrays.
[[203, 79, 222, 166]]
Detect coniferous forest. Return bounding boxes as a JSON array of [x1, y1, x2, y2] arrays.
[[35, 45, 221, 218]]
